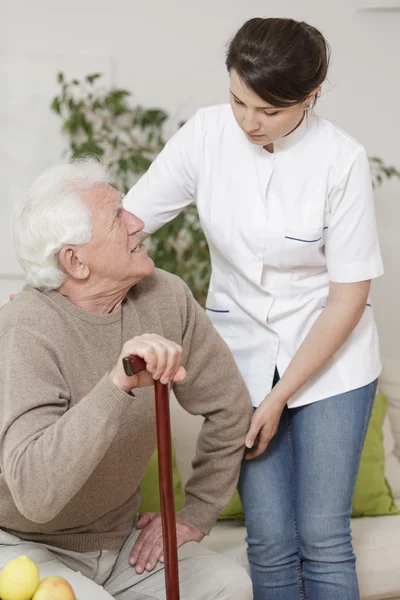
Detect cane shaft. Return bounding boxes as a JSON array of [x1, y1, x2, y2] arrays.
[[155, 381, 180, 600], [122, 354, 180, 599]]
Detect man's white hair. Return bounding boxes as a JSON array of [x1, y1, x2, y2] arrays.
[[14, 158, 113, 291]]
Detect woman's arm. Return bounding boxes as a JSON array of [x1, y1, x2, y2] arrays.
[[271, 279, 370, 404], [246, 279, 371, 457], [123, 111, 204, 234]]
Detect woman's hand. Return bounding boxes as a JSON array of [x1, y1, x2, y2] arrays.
[[244, 281, 372, 461], [245, 395, 285, 459]]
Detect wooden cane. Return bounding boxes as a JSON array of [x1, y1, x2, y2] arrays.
[[122, 354, 180, 600]]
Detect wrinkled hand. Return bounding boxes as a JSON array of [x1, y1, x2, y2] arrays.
[[110, 333, 186, 392], [129, 512, 204, 573], [245, 395, 284, 459]]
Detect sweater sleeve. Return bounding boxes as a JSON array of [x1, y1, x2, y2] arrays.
[[172, 282, 252, 534], [0, 328, 133, 524]]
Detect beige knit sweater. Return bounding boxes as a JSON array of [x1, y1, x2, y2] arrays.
[[0, 269, 252, 552]]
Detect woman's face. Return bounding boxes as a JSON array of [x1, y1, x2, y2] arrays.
[[229, 69, 315, 148]]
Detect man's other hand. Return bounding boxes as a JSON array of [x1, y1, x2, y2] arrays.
[[129, 512, 204, 573]]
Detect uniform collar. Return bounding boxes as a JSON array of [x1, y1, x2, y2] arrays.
[[273, 112, 311, 152], [230, 106, 312, 154]]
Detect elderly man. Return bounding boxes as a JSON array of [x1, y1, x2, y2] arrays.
[[0, 159, 253, 599]]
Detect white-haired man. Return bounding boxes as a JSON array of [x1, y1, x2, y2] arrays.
[[0, 160, 253, 599]]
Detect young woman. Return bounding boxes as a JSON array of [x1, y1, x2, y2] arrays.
[[124, 17, 383, 599]]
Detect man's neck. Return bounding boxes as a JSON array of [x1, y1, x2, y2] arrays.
[[58, 280, 132, 314]]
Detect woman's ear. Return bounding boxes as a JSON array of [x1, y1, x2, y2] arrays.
[[58, 246, 90, 281], [305, 85, 322, 108]]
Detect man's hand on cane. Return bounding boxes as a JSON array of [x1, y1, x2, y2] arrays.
[[110, 333, 186, 391]]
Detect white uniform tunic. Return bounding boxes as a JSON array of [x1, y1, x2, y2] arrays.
[[124, 104, 384, 408]]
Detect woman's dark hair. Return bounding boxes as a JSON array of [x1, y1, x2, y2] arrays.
[[226, 18, 330, 107]]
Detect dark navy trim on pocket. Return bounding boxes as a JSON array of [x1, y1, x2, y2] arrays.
[[285, 236, 322, 243], [205, 307, 230, 313]]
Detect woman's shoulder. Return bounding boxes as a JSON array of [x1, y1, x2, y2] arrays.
[[194, 103, 232, 121], [311, 115, 366, 160], [308, 116, 372, 191], [189, 103, 236, 133], [166, 104, 235, 151]]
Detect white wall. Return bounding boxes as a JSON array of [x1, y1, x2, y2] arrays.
[[0, 0, 399, 367]]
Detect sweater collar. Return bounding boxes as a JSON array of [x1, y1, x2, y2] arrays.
[[24, 286, 124, 324]]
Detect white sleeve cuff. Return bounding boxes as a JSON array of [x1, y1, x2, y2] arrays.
[[328, 255, 384, 283]]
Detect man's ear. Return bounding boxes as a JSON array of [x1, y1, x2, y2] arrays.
[[59, 246, 90, 281]]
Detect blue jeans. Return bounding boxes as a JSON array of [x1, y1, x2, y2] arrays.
[[238, 379, 377, 600]]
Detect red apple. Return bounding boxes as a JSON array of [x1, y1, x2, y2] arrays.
[[32, 575, 76, 600]]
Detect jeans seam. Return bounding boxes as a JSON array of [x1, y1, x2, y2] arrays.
[[288, 414, 306, 600]]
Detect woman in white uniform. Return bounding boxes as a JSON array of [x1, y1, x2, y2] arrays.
[[124, 17, 383, 600]]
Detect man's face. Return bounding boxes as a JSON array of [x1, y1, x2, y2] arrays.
[[79, 183, 154, 289]]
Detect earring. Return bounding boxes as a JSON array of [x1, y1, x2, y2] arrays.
[[305, 104, 310, 109]]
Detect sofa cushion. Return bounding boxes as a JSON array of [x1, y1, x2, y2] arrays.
[[380, 361, 400, 499], [171, 392, 399, 519], [352, 512, 400, 600], [386, 425, 400, 499], [139, 446, 185, 513], [204, 513, 400, 600], [218, 489, 243, 520], [352, 393, 399, 517]]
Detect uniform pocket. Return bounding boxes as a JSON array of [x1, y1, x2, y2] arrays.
[[205, 306, 230, 313], [205, 290, 231, 314], [205, 283, 231, 306], [281, 227, 326, 270], [204, 292, 233, 340]]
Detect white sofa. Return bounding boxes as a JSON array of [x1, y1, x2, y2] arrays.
[[170, 362, 400, 600]]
